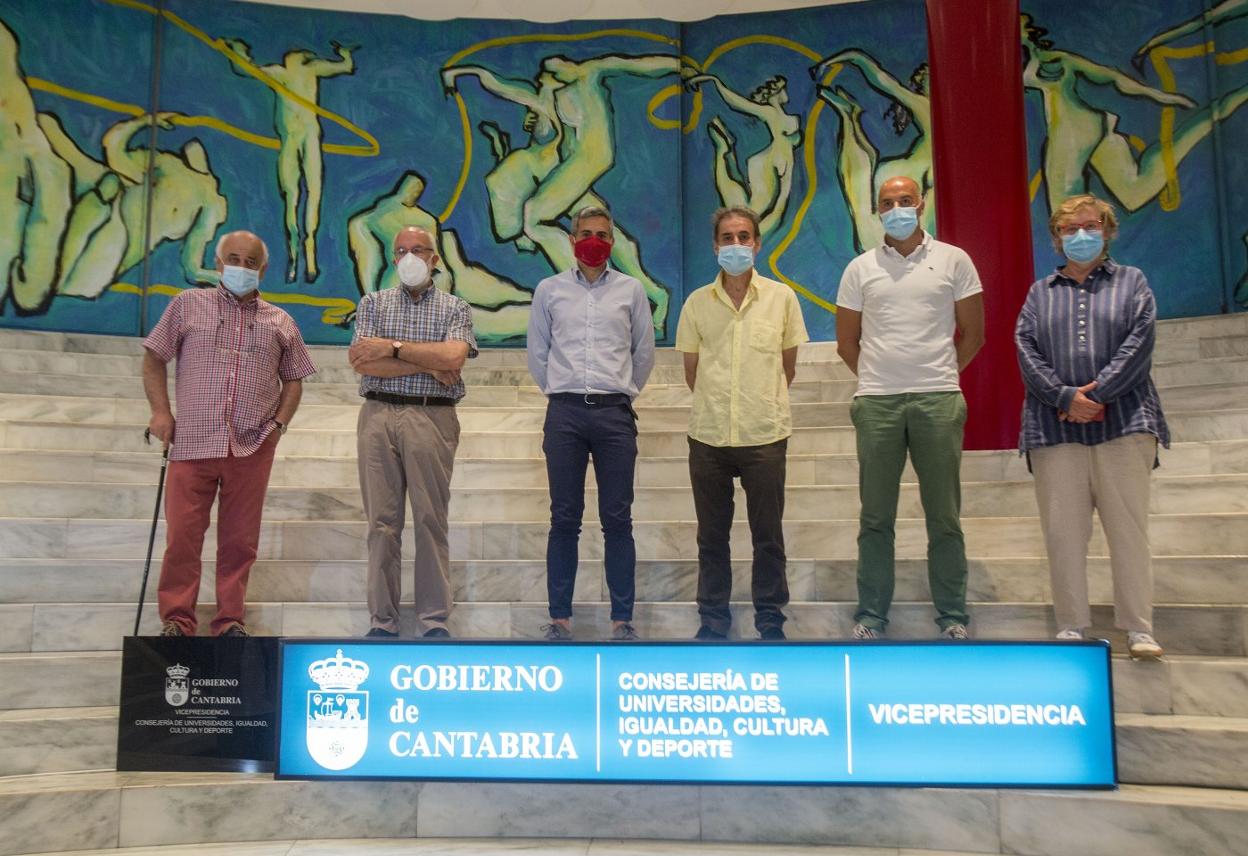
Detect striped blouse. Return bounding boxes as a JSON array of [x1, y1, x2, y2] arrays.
[[1015, 259, 1169, 454]]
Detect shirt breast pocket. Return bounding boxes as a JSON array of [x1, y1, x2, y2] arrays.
[[244, 320, 282, 361], [185, 319, 225, 353], [750, 318, 780, 353]]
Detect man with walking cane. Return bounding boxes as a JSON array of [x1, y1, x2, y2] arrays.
[[142, 230, 316, 637]]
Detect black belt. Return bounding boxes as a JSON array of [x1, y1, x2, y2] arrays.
[[550, 392, 632, 406], [366, 391, 456, 407]]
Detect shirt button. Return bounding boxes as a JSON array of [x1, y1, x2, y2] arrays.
[[1079, 304, 1086, 309], [1079, 335, 1086, 341], [1079, 320, 1086, 326]]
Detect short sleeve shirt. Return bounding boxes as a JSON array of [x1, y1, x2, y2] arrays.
[[143, 285, 317, 461], [675, 272, 809, 447], [353, 285, 478, 400], [837, 232, 982, 396]]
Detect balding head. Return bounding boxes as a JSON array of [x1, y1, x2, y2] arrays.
[[877, 176, 922, 210], [214, 230, 268, 274]]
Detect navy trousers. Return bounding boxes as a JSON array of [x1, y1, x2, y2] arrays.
[[542, 395, 638, 622]]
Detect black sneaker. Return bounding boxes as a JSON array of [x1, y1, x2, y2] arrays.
[[365, 627, 399, 638], [759, 626, 786, 641], [694, 625, 727, 640], [423, 627, 451, 638], [220, 624, 249, 638]]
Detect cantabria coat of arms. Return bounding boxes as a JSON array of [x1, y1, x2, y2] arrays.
[[306, 649, 369, 770], [165, 664, 190, 707]]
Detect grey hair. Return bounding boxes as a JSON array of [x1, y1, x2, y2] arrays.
[[570, 205, 613, 234], [215, 231, 269, 266]]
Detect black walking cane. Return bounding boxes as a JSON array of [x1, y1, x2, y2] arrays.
[[134, 429, 169, 636]]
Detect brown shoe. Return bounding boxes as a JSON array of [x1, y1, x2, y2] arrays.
[[159, 621, 185, 637]]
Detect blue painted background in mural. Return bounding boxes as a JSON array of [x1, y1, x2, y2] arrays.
[[0, 0, 1244, 348]]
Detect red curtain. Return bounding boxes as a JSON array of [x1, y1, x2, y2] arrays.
[[926, 0, 1034, 450]]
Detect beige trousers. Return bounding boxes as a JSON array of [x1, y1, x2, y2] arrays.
[[358, 399, 459, 634], [1030, 432, 1157, 633]]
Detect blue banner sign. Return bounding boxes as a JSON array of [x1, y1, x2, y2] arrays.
[[276, 641, 1116, 788]]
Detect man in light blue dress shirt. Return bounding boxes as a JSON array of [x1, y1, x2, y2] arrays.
[[527, 205, 656, 641]]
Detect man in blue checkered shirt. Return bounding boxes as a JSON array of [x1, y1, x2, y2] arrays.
[[350, 226, 478, 638]]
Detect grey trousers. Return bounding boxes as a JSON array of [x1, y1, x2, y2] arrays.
[[1031, 432, 1157, 634], [358, 399, 459, 634]]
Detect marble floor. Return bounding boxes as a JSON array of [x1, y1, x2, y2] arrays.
[[18, 840, 992, 856]]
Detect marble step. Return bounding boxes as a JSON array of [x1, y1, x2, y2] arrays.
[[1163, 408, 1248, 443], [0, 706, 115, 777], [4, 513, 1246, 563], [3, 439, 1247, 491], [4, 597, 1247, 657], [5, 471, 1248, 524], [2, 555, 1243, 609], [1116, 713, 1248, 790], [0, 702, 1239, 791], [0, 370, 864, 407], [0, 421, 863, 458], [0, 348, 856, 386], [2, 383, 1245, 437], [0, 771, 1245, 856], [0, 396, 851, 434], [5, 362, 1248, 410], [5, 413, 1244, 461]]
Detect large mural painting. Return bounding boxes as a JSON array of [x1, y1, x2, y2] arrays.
[[0, 0, 1244, 347]]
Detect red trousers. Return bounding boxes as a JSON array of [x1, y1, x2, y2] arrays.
[[157, 433, 278, 635]]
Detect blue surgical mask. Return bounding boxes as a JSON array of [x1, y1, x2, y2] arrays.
[[717, 244, 754, 276], [880, 206, 920, 241], [1061, 229, 1105, 264], [220, 264, 260, 297]]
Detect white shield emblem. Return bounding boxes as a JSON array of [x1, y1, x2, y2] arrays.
[[305, 649, 370, 771], [165, 664, 190, 707], [306, 690, 369, 770]]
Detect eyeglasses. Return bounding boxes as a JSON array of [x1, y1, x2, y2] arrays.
[[1056, 221, 1103, 237], [395, 246, 435, 257]]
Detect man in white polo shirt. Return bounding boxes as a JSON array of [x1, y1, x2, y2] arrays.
[[836, 176, 985, 640]]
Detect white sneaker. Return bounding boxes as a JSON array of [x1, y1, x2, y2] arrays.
[[851, 623, 883, 640], [1056, 628, 1085, 641], [1128, 631, 1164, 660]]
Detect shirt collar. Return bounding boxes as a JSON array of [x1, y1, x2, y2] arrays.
[[1049, 257, 1117, 288], [880, 230, 932, 261], [573, 265, 613, 287], [400, 283, 435, 305], [710, 271, 759, 306], [215, 283, 260, 310]]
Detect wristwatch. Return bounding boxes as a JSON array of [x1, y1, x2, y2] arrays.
[[274, 420, 288, 435], [391, 341, 403, 359]]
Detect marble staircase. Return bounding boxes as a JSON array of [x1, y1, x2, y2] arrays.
[[1, 316, 1247, 855]]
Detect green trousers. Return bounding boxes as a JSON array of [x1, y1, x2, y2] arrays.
[[850, 391, 969, 630]]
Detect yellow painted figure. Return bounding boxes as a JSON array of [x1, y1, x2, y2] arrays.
[[224, 38, 356, 284], [347, 170, 533, 343], [39, 111, 227, 298], [810, 50, 932, 251], [444, 53, 676, 334], [0, 20, 72, 314], [1022, 14, 1248, 216], [683, 71, 801, 241]]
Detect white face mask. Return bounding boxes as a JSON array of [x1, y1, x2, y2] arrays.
[[396, 253, 431, 290], [220, 264, 260, 296]]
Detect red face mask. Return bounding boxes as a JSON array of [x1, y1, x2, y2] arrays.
[[573, 235, 612, 267]]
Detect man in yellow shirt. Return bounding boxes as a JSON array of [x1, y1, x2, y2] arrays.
[[675, 206, 809, 640]]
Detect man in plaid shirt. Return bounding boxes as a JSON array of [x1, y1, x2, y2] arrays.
[[350, 225, 477, 638], [143, 230, 316, 637]]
